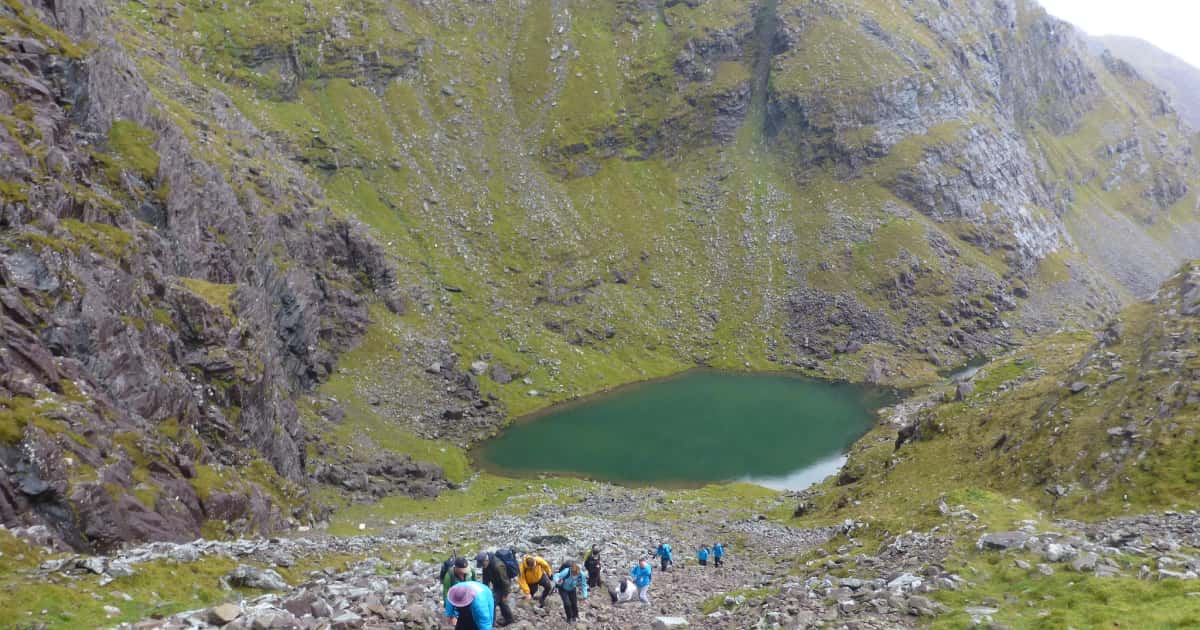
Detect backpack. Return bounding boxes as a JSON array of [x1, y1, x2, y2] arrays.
[[558, 560, 572, 573], [439, 556, 457, 583], [494, 548, 519, 579]]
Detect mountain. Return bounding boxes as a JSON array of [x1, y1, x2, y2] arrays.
[[1090, 35, 1200, 130], [3, 0, 1200, 554]]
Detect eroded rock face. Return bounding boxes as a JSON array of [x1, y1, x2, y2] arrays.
[[0, 0, 437, 551]]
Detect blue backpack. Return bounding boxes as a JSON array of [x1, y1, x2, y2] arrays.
[[494, 548, 520, 579]]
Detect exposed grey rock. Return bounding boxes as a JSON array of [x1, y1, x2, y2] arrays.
[[1071, 552, 1100, 572], [977, 532, 1030, 551], [207, 603, 242, 625], [225, 565, 290, 591]]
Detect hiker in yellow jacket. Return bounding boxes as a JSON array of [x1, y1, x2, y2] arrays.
[[518, 555, 555, 607]]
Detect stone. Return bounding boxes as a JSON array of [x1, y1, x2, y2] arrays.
[[470, 360, 488, 375], [955, 380, 975, 400], [1068, 382, 1089, 394], [330, 611, 364, 629], [978, 532, 1030, 551], [907, 595, 946, 616], [207, 603, 242, 625], [652, 617, 689, 629], [1036, 564, 1055, 576], [169, 544, 200, 563], [79, 557, 107, 574], [1043, 543, 1076, 563], [225, 565, 290, 591], [103, 605, 121, 617], [887, 573, 923, 592], [1070, 552, 1100, 572]]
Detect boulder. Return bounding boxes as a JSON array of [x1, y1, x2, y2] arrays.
[[1071, 552, 1100, 572], [1043, 543, 1077, 563], [225, 565, 290, 591], [207, 603, 242, 626], [977, 532, 1030, 551], [652, 617, 689, 629]]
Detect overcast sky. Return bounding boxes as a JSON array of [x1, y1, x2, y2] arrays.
[[1037, 0, 1200, 68]]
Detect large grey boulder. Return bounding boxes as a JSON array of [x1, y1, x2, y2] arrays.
[[225, 565, 290, 591], [977, 532, 1030, 551]]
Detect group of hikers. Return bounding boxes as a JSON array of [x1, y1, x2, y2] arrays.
[[439, 541, 726, 628]]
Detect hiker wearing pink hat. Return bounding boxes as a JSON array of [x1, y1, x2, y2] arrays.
[[446, 581, 495, 630]]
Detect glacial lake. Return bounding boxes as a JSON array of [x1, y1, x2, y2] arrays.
[[475, 371, 897, 490]]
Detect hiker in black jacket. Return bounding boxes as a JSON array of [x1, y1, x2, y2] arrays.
[[477, 551, 514, 627], [584, 545, 603, 588]]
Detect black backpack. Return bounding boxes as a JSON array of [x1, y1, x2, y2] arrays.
[[494, 548, 519, 579], [439, 556, 457, 583]]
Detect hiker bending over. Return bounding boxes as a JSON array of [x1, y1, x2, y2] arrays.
[[697, 544, 710, 566], [713, 542, 724, 567], [518, 555, 555, 607], [655, 542, 673, 571], [476, 551, 514, 627], [553, 560, 588, 623], [447, 581, 495, 630], [608, 576, 639, 605], [584, 544, 603, 588], [630, 558, 653, 603], [442, 557, 477, 613]]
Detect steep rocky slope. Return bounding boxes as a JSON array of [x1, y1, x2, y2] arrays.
[[1090, 35, 1200, 130], [816, 259, 1200, 523], [3, 0, 1200, 554]]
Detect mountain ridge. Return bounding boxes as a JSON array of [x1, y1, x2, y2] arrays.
[[1089, 34, 1200, 130], [1, 0, 1199, 554]]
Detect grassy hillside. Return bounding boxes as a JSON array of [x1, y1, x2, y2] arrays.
[[806, 260, 1200, 526]]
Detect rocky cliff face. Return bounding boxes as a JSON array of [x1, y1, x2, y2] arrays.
[[0, 0, 462, 550], [1, 0, 1199, 550], [1090, 35, 1200, 131]]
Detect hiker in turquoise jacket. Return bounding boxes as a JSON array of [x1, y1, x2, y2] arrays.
[[655, 542, 673, 571], [697, 545, 710, 566], [553, 561, 588, 623], [446, 581, 495, 630], [630, 558, 653, 603], [713, 542, 725, 567]]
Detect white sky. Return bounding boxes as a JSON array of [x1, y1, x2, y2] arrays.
[[1037, 0, 1200, 68]]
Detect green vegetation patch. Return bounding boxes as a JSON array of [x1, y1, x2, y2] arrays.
[[933, 555, 1200, 629], [328, 473, 594, 535], [60, 219, 134, 259], [107, 120, 161, 181], [179, 277, 237, 319]]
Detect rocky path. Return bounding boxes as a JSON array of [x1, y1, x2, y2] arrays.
[[28, 478, 1196, 630]]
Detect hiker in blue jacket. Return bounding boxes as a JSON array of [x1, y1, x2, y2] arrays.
[[697, 544, 710, 566], [552, 560, 588, 623], [655, 542, 673, 571], [447, 581, 495, 630], [713, 542, 725, 567], [630, 558, 653, 603]]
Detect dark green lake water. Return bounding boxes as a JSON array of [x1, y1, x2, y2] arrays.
[[476, 371, 896, 489]]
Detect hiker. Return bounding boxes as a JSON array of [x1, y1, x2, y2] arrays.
[[446, 581, 495, 630], [655, 542, 673, 571], [583, 545, 603, 588], [518, 555, 555, 607], [713, 542, 724, 567], [630, 558, 653, 603], [607, 576, 638, 605], [476, 551, 514, 627], [442, 557, 478, 612], [553, 560, 588, 623], [697, 544, 710, 566]]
